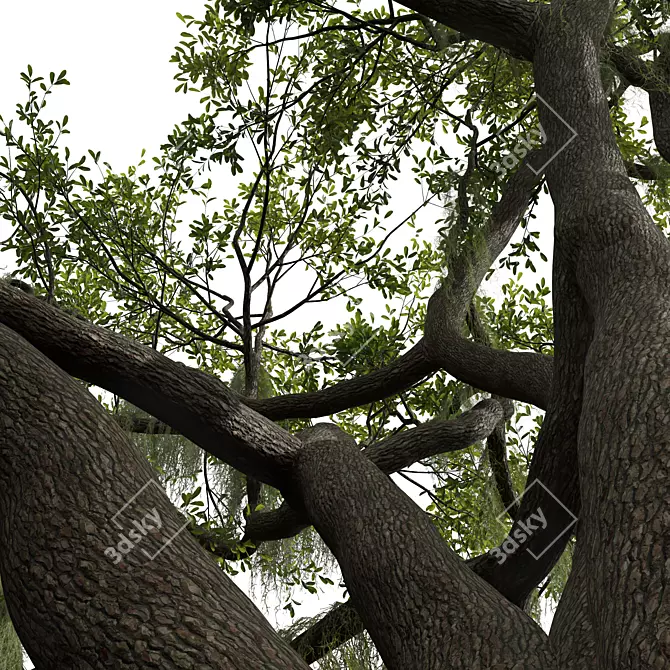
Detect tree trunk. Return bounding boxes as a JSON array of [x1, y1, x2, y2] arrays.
[[532, 0, 670, 664], [0, 323, 307, 669], [0, 0, 669, 667]]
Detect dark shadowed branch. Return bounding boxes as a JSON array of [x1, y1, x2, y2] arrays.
[[0, 282, 301, 490], [244, 398, 505, 544], [393, 0, 544, 60]]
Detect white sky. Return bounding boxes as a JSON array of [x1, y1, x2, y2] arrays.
[[0, 4, 399, 664], [5, 0, 652, 666], [0, 1, 196, 172]]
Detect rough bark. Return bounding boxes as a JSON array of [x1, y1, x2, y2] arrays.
[[245, 398, 504, 544], [0, 323, 308, 669], [1, 0, 668, 667], [485, 402, 519, 518], [0, 282, 301, 491], [533, 0, 670, 665], [425, 287, 552, 409], [608, 41, 670, 165], [548, 531, 597, 668], [293, 429, 560, 669], [287, 1, 670, 663], [0, 286, 558, 667], [423, 147, 553, 410], [0, 141, 562, 664], [394, 0, 544, 60], [471, 264, 588, 611]]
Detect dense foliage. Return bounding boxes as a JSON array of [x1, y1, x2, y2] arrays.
[[0, 1, 668, 666]]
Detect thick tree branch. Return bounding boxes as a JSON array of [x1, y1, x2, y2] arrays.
[[533, 2, 670, 664], [468, 266, 588, 611], [608, 43, 653, 89], [0, 283, 301, 490], [120, 342, 435, 429], [393, 0, 544, 60], [607, 41, 670, 163], [0, 323, 308, 668], [364, 398, 502, 470], [244, 399, 504, 544], [426, 308, 552, 406], [294, 429, 559, 668], [0, 141, 561, 665], [424, 149, 553, 409], [286, 277, 574, 664], [466, 305, 519, 516], [290, 601, 362, 665]]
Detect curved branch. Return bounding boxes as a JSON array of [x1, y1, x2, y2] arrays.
[[286, 285, 567, 665], [290, 601, 362, 664], [468, 266, 588, 611], [424, 148, 553, 409], [246, 341, 436, 419], [424, 299, 553, 411], [259, 148, 551, 422], [363, 397, 503, 471], [244, 399, 504, 544], [607, 42, 670, 163], [122, 341, 436, 430], [649, 47, 670, 164], [465, 306, 520, 516], [0, 283, 300, 490]]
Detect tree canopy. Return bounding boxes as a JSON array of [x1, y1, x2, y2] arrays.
[[0, 0, 669, 668]]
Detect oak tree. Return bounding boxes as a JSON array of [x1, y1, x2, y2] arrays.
[[0, 0, 669, 668]]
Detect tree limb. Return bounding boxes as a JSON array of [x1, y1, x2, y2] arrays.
[[294, 426, 559, 668], [0, 322, 308, 669], [608, 41, 670, 163], [393, 0, 544, 60], [0, 282, 301, 491], [244, 399, 504, 544], [290, 601, 362, 665], [424, 148, 553, 409], [649, 42, 670, 164], [485, 399, 519, 518], [246, 341, 436, 419]]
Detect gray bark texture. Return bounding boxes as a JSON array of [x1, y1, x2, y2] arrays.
[[0, 323, 308, 669], [0, 0, 669, 668]]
